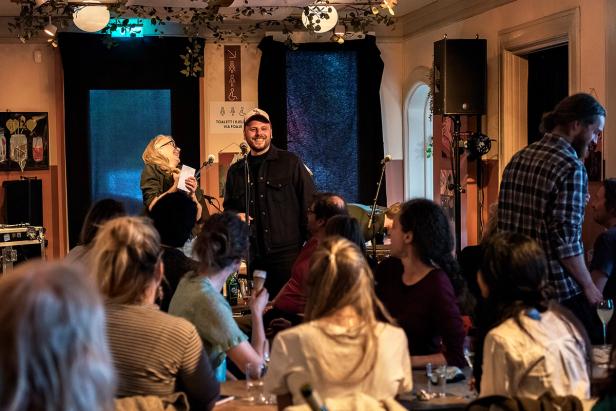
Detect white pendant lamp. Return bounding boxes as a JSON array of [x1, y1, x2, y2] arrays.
[[73, 1, 111, 33], [301, 1, 338, 34]]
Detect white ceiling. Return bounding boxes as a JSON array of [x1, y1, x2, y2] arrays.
[[1, 0, 437, 17]]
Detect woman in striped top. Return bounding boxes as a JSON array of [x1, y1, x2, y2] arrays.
[[91, 216, 219, 410]]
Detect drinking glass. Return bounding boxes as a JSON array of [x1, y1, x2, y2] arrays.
[[245, 362, 267, 404], [597, 299, 614, 345], [435, 365, 448, 397]]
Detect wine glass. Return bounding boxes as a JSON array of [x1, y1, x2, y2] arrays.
[[597, 299, 614, 345]]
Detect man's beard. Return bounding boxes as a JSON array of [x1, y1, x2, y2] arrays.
[[247, 138, 271, 153], [571, 137, 588, 159]]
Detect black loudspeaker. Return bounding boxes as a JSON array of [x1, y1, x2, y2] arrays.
[[433, 38, 487, 115], [3, 179, 43, 227]]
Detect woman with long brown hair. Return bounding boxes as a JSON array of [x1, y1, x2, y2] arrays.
[[265, 237, 412, 409], [92, 216, 219, 410]]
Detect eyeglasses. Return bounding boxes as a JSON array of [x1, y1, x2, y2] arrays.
[[157, 140, 177, 150]]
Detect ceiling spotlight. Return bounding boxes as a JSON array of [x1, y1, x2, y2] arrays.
[[73, 2, 111, 33], [48, 38, 58, 48], [301, 1, 338, 34], [381, 0, 397, 15], [35, 0, 49, 7], [44, 17, 57, 37]]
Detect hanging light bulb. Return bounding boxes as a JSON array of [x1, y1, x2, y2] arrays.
[[44, 17, 57, 37], [301, 1, 338, 34], [73, 1, 110, 33], [380, 0, 397, 15]]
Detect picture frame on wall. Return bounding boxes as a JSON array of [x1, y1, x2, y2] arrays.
[[0, 112, 49, 172]]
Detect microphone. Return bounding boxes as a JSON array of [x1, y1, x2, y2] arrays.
[[300, 384, 328, 411], [195, 154, 216, 179], [240, 142, 249, 155], [380, 154, 392, 165]]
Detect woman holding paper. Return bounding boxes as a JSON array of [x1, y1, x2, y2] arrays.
[[141, 134, 203, 221]]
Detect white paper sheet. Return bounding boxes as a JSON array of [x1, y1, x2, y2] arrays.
[[178, 164, 196, 192]]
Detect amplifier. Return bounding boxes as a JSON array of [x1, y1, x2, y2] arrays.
[[0, 224, 46, 274]]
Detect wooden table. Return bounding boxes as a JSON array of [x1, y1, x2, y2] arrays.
[[214, 380, 276, 411], [214, 369, 475, 411], [397, 368, 475, 410]]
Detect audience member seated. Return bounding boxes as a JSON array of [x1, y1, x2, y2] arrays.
[[325, 214, 377, 271], [590, 178, 616, 338], [478, 232, 591, 400], [91, 216, 219, 410], [0, 261, 115, 411], [268, 192, 347, 325], [375, 198, 468, 369], [169, 212, 269, 377], [150, 191, 199, 312], [594, 345, 616, 410], [65, 198, 125, 270], [265, 237, 412, 409]]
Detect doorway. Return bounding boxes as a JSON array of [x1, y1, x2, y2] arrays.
[[526, 45, 568, 144]]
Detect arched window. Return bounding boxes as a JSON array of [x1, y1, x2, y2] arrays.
[[405, 81, 433, 200]]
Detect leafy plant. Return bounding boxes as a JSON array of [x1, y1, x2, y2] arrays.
[[8, 0, 396, 77]]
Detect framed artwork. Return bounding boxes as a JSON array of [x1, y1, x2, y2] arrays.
[[0, 112, 49, 172]]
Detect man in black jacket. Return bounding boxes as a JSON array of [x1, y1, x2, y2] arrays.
[[224, 108, 316, 297]]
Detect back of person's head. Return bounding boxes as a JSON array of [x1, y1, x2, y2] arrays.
[[150, 192, 197, 248], [92, 216, 161, 304], [141, 134, 178, 174], [324, 215, 366, 254], [304, 237, 393, 382], [398, 199, 459, 276], [193, 212, 249, 273], [0, 261, 115, 411], [311, 192, 348, 221], [603, 178, 616, 215], [539, 92, 606, 133], [305, 237, 390, 324], [79, 199, 126, 246], [481, 232, 549, 310]]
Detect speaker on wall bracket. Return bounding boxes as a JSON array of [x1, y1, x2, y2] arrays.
[[433, 38, 487, 116]]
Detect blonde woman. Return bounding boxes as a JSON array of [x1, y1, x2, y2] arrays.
[[140, 134, 204, 220], [0, 261, 115, 411], [264, 237, 412, 409], [92, 216, 219, 410]]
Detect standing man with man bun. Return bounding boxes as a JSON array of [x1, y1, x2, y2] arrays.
[[498, 93, 606, 342], [224, 108, 316, 297]]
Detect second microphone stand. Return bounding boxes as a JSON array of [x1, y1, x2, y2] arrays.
[[368, 159, 388, 261]]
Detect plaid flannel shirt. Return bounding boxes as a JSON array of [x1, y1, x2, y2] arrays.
[[497, 133, 587, 302]]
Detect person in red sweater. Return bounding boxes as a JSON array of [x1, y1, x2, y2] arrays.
[[265, 192, 347, 329], [375, 199, 469, 369]]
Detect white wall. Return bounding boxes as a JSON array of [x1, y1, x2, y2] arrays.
[[399, 0, 607, 164]]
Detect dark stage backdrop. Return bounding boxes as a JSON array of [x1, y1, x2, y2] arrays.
[[257, 36, 386, 205], [59, 33, 202, 247]]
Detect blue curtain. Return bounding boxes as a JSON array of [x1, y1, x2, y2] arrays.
[[258, 36, 386, 206]]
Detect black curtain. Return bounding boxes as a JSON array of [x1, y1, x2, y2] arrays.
[[59, 33, 202, 247], [257, 35, 386, 206]]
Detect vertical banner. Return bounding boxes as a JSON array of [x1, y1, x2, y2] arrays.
[[224, 45, 241, 101]]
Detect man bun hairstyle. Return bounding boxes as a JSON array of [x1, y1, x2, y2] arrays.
[[540, 93, 606, 133]]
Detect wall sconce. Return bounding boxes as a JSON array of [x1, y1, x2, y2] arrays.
[[302, 1, 338, 34], [44, 17, 57, 37], [73, 2, 111, 33]]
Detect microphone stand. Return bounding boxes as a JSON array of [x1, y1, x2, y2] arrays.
[[368, 160, 388, 261], [242, 149, 251, 277]]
